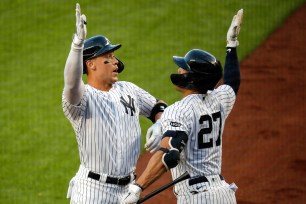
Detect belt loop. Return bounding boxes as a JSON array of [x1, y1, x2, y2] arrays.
[[131, 172, 136, 182], [100, 173, 107, 183]]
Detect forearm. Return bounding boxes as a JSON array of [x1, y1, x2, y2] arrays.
[[63, 43, 85, 105], [154, 112, 163, 121], [223, 47, 240, 95], [224, 9, 243, 95], [137, 151, 167, 189], [63, 3, 87, 105], [122, 152, 167, 203]]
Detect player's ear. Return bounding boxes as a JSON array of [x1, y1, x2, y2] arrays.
[[86, 59, 96, 72]]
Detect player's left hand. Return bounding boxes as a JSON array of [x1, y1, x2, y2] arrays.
[[227, 9, 243, 47], [145, 119, 162, 153], [121, 183, 142, 204]]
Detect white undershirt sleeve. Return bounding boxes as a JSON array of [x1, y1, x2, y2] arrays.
[[63, 43, 85, 105]]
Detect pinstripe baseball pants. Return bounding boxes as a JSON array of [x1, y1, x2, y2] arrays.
[[67, 165, 132, 204], [174, 175, 237, 204]]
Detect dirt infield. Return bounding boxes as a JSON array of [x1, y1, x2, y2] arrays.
[[136, 3, 306, 204]]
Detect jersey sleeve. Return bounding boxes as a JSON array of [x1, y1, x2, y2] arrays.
[[160, 102, 192, 135], [63, 42, 85, 105], [124, 82, 158, 118], [223, 47, 240, 95], [62, 89, 87, 131], [210, 84, 236, 119]]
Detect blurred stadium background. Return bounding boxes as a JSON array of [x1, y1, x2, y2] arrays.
[[0, 0, 304, 203]]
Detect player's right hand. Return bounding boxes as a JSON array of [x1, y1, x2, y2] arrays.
[[121, 183, 142, 204], [226, 9, 243, 47], [73, 3, 87, 46], [145, 119, 162, 153]]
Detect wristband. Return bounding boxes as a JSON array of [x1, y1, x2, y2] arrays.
[[133, 182, 144, 191], [148, 102, 167, 123]]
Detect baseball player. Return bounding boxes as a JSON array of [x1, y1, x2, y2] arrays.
[[122, 9, 243, 204], [62, 3, 167, 204]]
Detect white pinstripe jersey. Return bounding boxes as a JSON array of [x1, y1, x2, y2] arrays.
[[62, 81, 157, 177], [160, 84, 236, 181]]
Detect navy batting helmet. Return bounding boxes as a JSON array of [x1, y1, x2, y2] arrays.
[[171, 49, 222, 92], [83, 35, 124, 74]]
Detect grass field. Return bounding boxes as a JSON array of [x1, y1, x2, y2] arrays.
[[0, 0, 304, 203]]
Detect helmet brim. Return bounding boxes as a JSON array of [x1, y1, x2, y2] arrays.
[[94, 44, 122, 58], [173, 56, 191, 72]]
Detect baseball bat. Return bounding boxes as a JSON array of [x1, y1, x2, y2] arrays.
[[137, 171, 190, 204]]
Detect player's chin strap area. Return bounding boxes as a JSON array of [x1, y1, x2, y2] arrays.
[[159, 130, 188, 170]]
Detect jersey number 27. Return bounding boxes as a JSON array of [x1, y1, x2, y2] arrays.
[[198, 111, 222, 149]]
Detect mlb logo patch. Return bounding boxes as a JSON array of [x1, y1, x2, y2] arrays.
[[170, 121, 181, 127]]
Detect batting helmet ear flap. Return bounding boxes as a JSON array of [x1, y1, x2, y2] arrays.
[[170, 73, 194, 89], [83, 60, 88, 74], [115, 57, 125, 73], [189, 72, 222, 92]]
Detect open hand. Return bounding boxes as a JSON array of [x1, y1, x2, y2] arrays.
[[73, 3, 87, 46], [227, 9, 243, 47]]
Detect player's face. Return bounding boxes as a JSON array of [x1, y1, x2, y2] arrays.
[[178, 67, 188, 74], [90, 52, 119, 84]]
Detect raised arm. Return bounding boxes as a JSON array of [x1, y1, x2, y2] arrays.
[[223, 9, 243, 95], [63, 3, 87, 105]]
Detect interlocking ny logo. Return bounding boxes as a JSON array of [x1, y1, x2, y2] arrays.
[[120, 95, 135, 116]]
